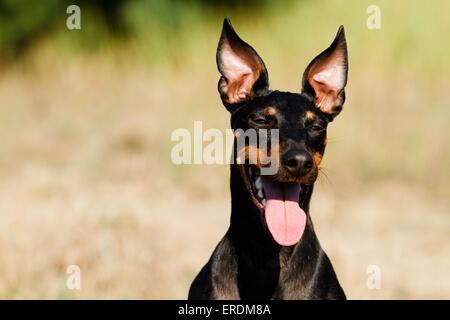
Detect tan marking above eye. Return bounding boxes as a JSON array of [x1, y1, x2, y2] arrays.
[[306, 111, 316, 120], [264, 106, 276, 115]]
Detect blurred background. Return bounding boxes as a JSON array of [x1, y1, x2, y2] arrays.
[[0, 0, 449, 299]]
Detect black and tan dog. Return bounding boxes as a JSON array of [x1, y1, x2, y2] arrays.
[[189, 18, 348, 300]]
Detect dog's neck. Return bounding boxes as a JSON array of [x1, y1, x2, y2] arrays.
[[226, 165, 321, 299]]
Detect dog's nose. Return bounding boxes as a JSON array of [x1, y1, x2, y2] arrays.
[[282, 150, 313, 176]]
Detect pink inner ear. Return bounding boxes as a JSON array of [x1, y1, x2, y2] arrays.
[[309, 50, 346, 114], [312, 61, 346, 91], [220, 42, 254, 79], [219, 42, 262, 104]]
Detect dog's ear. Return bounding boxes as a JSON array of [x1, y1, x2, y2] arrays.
[[302, 26, 348, 119], [217, 18, 269, 111]]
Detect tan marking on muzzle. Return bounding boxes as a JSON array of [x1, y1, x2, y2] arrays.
[[236, 143, 280, 168], [236, 145, 261, 166], [265, 106, 277, 116]]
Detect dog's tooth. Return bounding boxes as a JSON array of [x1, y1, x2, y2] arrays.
[[257, 190, 264, 199], [255, 176, 262, 189], [262, 199, 267, 206]]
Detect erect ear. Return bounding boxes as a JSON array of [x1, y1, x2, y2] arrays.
[[302, 26, 348, 119], [217, 18, 269, 111]]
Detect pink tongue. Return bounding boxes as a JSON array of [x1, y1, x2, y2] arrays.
[[261, 176, 306, 246]]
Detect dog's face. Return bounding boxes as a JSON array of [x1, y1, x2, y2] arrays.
[[217, 19, 348, 246]]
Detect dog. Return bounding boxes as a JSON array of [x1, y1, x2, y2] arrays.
[[188, 18, 348, 300]]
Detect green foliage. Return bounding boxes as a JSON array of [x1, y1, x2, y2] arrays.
[[0, 0, 61, 57], [0, 0, 274, 61]]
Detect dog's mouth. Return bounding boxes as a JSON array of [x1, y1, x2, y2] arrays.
[[240, 165, 308, 246]]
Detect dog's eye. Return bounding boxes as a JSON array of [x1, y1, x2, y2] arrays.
[[310, 124, 324, 132], [251, 117, 270, 126]]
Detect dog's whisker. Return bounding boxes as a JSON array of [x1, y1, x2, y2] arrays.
[[318, 167, 334, 187]]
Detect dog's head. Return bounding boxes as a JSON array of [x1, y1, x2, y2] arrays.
[[217, 19, 348, 246]]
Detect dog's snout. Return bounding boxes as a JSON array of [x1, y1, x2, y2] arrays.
[[282, 150, 313, 176]]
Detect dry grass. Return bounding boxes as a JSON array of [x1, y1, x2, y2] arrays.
[[0, 57, 448, 299]]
